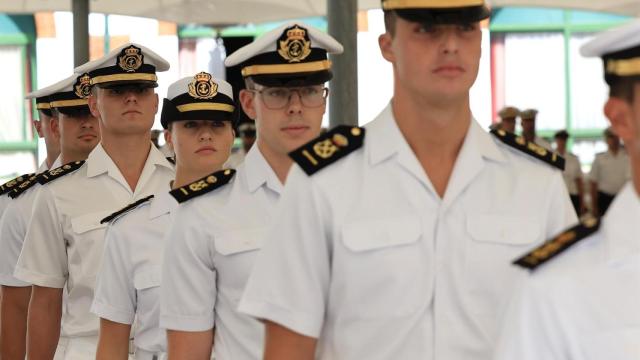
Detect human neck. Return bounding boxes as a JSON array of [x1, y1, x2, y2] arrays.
[[256, 140, 293, 185], [100, 131, 152, 191], [610, 147, 620, 155], [173, 165, 222, 189], [45, 149, 61, 168], [60, 148, 92, 165]]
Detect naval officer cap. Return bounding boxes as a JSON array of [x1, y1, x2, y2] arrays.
[[27, 73, 92, 115], [520, 109, 538, 120], [498, 106, 520, 119], [26, 82, 57, 117], [581, 19, 640, 86], [224, 22, 344, 87], [160, 72, 236, 129], [381, 0, 491, 24], [75, 42, 169, 88]]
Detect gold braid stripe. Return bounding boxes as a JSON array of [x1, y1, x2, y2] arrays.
[[382, 0, 484, 9], [50, 99, 89, 108], [36, 103, 51, 110], [606, 57, 640, 77], [176, 103, 235, 113], [242, 60, 332, 77], [91, 73, 158, 85]]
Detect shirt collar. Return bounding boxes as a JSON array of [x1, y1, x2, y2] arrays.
[[243, 145, 283, 194], [367, 103, 506, 166], [148, 189, 178, 220], [86, 142, 174, 178], [603, 182, 640, 263]]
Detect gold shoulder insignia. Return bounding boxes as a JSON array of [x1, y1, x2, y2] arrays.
[[490, 129, 565, 171], [100, 195, 155, 224], [169, 169, 236, 204], [289, 125, 365, 176], [513, 218, 600, 271], [9, 173, 43, 199], [1, 173, 35, 196], [37, 161, 85, 185]]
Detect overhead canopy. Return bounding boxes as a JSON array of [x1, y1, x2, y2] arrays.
[[1, 0, 639, 25]]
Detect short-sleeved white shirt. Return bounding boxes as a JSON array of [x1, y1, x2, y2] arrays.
[[560, 152, 582, 195], [160, 146, 281, 360], [91, 189, 176, 355], [239, 104, 578, 360], [494, 182, 640, 360], [589, 150, 630, 195], [0, 158, 61, 287], [15, 143, 174, 338]]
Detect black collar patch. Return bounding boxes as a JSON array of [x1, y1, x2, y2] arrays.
[[38, 161, 85, 185], [100, 195, 155, 224], [1, 173, 35, 196], [491, 129, 565, 171], [9, 173, 43, 199], [513, 218, 600, 271], [170, 169, 236, 204], [289, 125, 365, 176], [166, 156, 176, 165]]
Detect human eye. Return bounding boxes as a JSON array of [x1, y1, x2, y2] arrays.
[[211, 120, 226, 128], [108, 88, 124, 96], [266, 88, 288, 98], [183, 120, 199, 128], [416, 23, 437, 34], [459, 23, 477, 32], [301, 87, 320, 96]]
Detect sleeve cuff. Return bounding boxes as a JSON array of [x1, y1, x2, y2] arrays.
[[159, 312, 214, 332], [13, 266, 65, 288], [238, 299, 321, 339], [0, 274, 31, 287], [90, 299, 135, 325]]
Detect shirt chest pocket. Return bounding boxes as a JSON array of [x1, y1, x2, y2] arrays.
[[466, 215, 541, 246], [134, 269, 161, 311], [134, 270, 161, 291], [69, 211, 111, 272], [338, 215, 432, 318], [214, 227, 265, 256]]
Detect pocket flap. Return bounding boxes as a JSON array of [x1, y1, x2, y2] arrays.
[[467, 215, 540, 245], [71, 211, 111, 234], [215, 227, 266, 256], [342, 215, 422, 252], [133, 270, 161, 290]]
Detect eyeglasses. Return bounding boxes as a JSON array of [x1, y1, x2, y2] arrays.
[[250, 86, 329, 110]]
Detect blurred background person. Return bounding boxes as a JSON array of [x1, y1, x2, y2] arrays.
[[554, 130, 585, 215], [520, 109, 552, 150], [497, 106, 519, 133], [589, 127, 630, 216]]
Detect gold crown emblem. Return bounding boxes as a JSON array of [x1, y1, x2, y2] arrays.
[[278, 25, 312, 63], [117, 45, 144, 73], [74, 73, 92, 99], [188, 71, 218, 99]]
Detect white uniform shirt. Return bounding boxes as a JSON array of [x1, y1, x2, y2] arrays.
[[91, 190, 176, 356], [494, 182, 640, 360], [535, 136, 552, 151], [589, 150, 630, 195], [160, 146, 282, 360], [560, 152, 582, 195], [15, 144, 174, 338], [239, 104, 577, 360], [0, 158, 61, 287]]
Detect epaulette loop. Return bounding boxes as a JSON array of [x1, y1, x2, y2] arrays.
[[1, 173, 35, 196], [170, 169, 236, 203], [491, 129, 565, 170], [8, 173, 42, 199], [100, 195, 155, 224]]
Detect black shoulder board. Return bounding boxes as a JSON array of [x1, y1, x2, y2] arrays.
[[38, 161, 85, 185], [513, 218, 600, 271], [9, 173, 42, 199], [1, 173, 35, 196], [289, 125, 365, 176], [490, 129, 565, 171], [170, 169, 236, 204], [100, 194, 155, 224], [166, 157, 176, 165]]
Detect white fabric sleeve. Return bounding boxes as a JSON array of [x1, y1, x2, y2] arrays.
[[493, 275, 568, 360], [14, 185, 67, 288], [159, 202, 217, 332], [238, 167, 331, 338], [544, 172, 579, 239], [0, 198, 31, 287], [589, 156, 601, 183], [91, 223, 136, 324]]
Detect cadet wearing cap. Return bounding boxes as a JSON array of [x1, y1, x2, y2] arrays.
[[91, 72, 236, 360], [238, 1, 576, 359], [226, 122, 257, 168], [494, 19, 640, 360], [15, 43, 174, 360], [0, 72, 100, 359], [159, 22, 342, 360], [497, 106, 519, 133], [520, 108, 552, 150]]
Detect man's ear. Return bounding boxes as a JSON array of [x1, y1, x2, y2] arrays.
[[88, 93, 100, 118], [378, 32, 395, 63], [50, 116, 60, 140], [605, 97, 634, 142], [163, 129, 173, 151], [33, 120, 43, 138], [239, 89, 257, 120]]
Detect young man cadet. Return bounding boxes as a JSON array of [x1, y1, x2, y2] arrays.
[[493, 19, 640, 360], [91, 73, 237, 360], [589, 127, 629, 216], [0, 88, 61, 358], [158, 22, 343, 360], [238, 1, 577, 359], [0, 72, 100, 359], [14, 43, 174, 359], [554, 130, 585, 215], [520, 108, 552, 150], [497, 106, 519, 133]]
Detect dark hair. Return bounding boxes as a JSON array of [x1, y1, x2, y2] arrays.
[[554, 130, 569, 140], [383, 10, 397, 36], [609, 77, 640, 103]]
